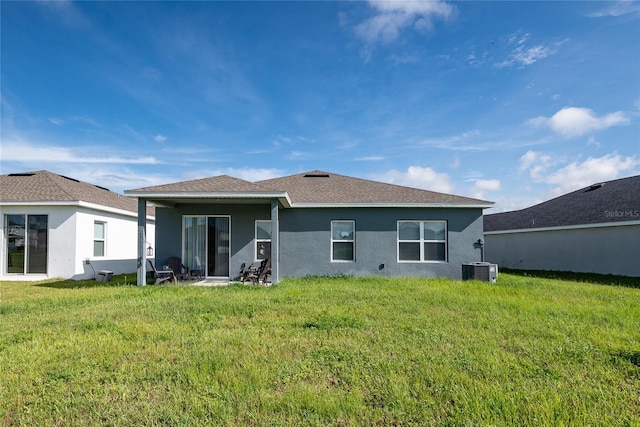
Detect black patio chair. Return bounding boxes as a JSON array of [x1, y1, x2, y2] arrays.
[[167, 256, 191, 281], [147, 259, 177, 285]]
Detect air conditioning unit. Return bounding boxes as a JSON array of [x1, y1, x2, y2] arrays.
[[462, 262, 498, 283]]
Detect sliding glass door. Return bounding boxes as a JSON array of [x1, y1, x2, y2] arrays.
[[183, 216, 230, 278], [5, 214, 48, 275]]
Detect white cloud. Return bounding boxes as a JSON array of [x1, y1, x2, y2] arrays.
[[371, 166, 454, 193], [355, 156, 385, 161], [1, 139, 159, 165], [495, 30, 554, 68], [519, 150, 639, 195], [154, 134, 167, 143], [39, 0, 92, 30], [544, 153, 639, 195], [355, 1, 455, 48], [518, 150, 556, 180], [528, 106, 630, 137], [587, 1, 640, 17], [470, 179, 501, 199]]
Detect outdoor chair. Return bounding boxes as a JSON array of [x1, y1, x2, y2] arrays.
[[245, 258, 271, 285], [147, 259, 177, 285], [240, 261, 261, 283], [167, 256, 191, 281], [189, 256, 204, 280]]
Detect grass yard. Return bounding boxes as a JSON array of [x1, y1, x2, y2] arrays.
[[1, 274, 639, 426]]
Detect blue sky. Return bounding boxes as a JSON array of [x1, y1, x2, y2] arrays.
[[2, 1, 639, 212]]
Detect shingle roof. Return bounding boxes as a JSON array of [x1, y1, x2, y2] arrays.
[[0, 170, 147, 214], [130, 174, 277, 193], [126, 170, 491, 207], [484, 174, 640, 232], [257, 170, 491, 206]]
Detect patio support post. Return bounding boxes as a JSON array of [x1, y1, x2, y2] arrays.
[[137, 198, 147, 287], [271, 199, 279, 284]]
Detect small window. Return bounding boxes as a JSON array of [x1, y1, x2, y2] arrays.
[[94, 221, 106, 257], [398, 220, 447, 262], [255, 220, 271, 260], [331, 220, 355, 262]]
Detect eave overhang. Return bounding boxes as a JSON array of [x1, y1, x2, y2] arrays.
[[0, 200, 155, 220], [290, 202, 495, 209], [484, 219, 640, 235], [124, 191, 293, 208]]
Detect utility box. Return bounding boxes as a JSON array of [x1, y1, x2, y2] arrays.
[[462, 262, 498, 283], [97, 270, 114, 282]]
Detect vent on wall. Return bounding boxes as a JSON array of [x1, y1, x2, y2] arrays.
[[304, 173, 330, 178]]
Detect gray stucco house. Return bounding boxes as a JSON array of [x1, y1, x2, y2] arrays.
[[484, 175, 640, 277], [125, 171, 493, 285]]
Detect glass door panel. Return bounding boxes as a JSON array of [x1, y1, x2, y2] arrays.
[[207, 217, 229, 277], [6, 215, 25, 274], [4, 214, 48, 274], [27, 215, 48, 273], [183, 217, 207, 277]]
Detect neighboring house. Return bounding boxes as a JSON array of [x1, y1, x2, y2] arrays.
[[125, 171, 493, 285], [0, 171, 155, 281], [484, 175, 640, 277]]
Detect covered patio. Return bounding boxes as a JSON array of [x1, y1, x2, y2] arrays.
[[126, 175, 291, 287]]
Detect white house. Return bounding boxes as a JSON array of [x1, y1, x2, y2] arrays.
[[0, 171, 155, 281]]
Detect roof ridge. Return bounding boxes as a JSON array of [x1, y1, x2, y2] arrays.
[[40, 170, 79, 201]]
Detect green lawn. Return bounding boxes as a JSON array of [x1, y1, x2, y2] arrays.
[[1, 274, 639, 426]]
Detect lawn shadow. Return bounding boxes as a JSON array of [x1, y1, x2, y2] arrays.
[[502, 268, 640, 289], [34, 274, 138, 289]]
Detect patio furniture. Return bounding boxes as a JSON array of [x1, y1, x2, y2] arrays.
[[245, 258, 271, 285], [240, 261, 261, 282], [189, 256, 204, 280], [147, 259, 177, 285], [167, 256, 191, 281]]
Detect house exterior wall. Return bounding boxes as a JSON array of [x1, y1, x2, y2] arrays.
[[73, 207, 155, 280], [484, 223, 640, 277], [0, 204, 154, 281], [155, 204, 485, 280], [278, 207, 484, 279]]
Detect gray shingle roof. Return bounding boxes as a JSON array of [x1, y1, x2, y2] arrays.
[[0, 170, 146, 214], [126, 170, 491, 207], [130, 174, 276, 193], [484, 174, 640, 231], [257, 171, 490, 206]]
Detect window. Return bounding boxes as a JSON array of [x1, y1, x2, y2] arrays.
[[398, 220, 447, 262], [4, 214, 48, 274], [255, 220, 271, 260], [331, 220, 355, 262], [94, 221, 106, 257]]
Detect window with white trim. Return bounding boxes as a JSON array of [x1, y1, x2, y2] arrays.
[[331, 220, 355, 262], [93, 221, 106, 257], [398, 220, 447, 262], [255, 220, 271, 260]]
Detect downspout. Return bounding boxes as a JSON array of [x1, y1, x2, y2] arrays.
[[137, 198, 147, 286]]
